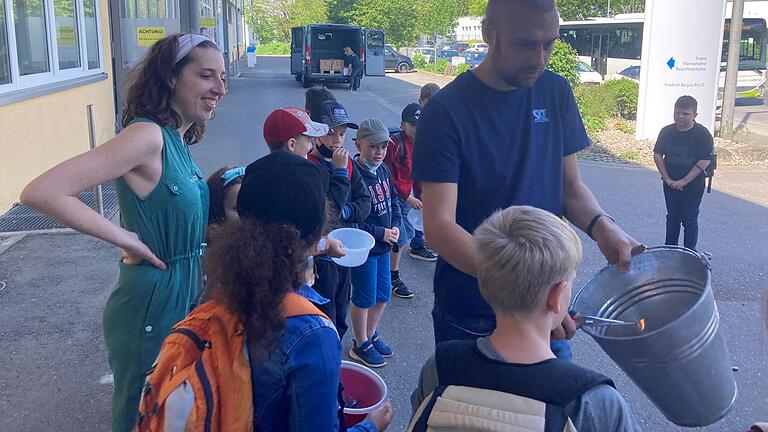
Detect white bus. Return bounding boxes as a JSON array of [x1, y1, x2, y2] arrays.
[[559, 13, 767, 99]]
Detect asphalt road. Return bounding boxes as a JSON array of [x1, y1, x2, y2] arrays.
[[1, 56, 766, 431]]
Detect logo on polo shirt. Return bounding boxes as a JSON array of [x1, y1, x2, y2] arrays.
[[532, 109, 549, 123]]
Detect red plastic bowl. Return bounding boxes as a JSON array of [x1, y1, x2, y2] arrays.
[[340, 360, 388, 426]]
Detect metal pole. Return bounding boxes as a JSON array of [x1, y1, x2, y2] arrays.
[[87, 104, 105, 216], [189, 0, 200, 33], [720, 0, 745, 136], [607, 0, 611, 17], [222, 0, 231, 86]]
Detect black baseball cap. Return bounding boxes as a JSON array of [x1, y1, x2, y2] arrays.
[[237, 151, 328, 243], [319, 100, 359, 130], [402, 103, 422, 124]]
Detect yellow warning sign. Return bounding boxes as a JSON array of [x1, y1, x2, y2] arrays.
[[137, 27, 166, 46], [57, 25, 76, 47], [201, 17, 216, 28]]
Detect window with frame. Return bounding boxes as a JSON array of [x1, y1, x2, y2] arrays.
[[0, 0, 11, 84], [1, 0, 103, 93]]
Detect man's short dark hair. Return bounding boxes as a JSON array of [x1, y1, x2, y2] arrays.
[[675, 95, 698, 112], [485, 0, 556, 17]]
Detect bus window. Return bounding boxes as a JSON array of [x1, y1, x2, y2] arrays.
[[560, 28, 593, 56], [608, 26, 642, 60], [723, 19, 766, 70]]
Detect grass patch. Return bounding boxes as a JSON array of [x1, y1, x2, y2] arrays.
[[256, 42, 290, 55]]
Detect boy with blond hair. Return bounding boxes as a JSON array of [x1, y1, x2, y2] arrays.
[[409, 206, 641, 431]]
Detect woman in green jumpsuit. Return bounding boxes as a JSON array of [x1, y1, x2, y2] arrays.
[[21, 34, 226, 431]]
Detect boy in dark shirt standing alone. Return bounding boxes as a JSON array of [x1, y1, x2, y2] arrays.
[[653, 95, 713, 250]]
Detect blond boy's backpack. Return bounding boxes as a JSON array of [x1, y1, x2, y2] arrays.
[[408, 341, 614, 432], [137, 293, 328, 432]]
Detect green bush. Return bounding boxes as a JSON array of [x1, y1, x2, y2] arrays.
[[423, 58, 449, 74], [574, 78, 640, 132], [456, 63, 471, 75], [574, 84, 611, 132], [256, 42, 290, 55], [412, 54, 427, 70], [602, 79, 639, 120], [546, 39, 579, 88]]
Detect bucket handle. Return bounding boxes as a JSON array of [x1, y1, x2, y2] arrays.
[[639, 245, 712, 271]]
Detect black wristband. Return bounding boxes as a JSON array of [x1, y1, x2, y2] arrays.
[[586, 213, 615, 239]]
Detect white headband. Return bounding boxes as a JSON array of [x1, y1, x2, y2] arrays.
[[175, 34, 213, 64]]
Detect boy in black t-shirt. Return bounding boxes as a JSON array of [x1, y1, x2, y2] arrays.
[[653, 95, 714, 250]]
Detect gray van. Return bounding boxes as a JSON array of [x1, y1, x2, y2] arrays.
[[291, 24, 386, 88]]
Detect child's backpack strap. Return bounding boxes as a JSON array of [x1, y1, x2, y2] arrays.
[[409, 340, 613, 432], [282, 291, 331, 321], [705, 152, 717, 193]]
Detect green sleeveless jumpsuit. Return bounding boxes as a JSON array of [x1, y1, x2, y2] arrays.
[[102, 118, 209, 431]]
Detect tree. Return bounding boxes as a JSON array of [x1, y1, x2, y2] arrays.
[[342, 0, 418, 48], [289, 0, 329, 28], [455, 0, 645, 21], [327, 0, 355, 23], [465, 0, 487, 16], [558, 0, 644, 21], [416, 0, 461, 38]]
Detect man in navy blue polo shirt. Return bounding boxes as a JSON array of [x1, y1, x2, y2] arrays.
[[412, 0, 640, 359]]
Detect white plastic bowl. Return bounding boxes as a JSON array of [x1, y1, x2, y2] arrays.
[[327, 228, 375, 267]]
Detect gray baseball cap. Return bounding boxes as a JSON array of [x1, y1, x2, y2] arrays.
[[355, 118, 391, 143]]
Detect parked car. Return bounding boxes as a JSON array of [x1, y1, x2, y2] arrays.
[[453, 42, 470, 52], [577, 61, 603, 84], [413, 47, 436, 63], [462, 50, 487, 68], [384, 45, 413, 72], [468, 42, 488, 51], [606, 65, 640, 82], [290, 24, 386, 88], [437, 49, 461, 62]]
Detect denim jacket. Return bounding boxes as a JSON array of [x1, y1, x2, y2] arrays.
[[249, 285, 377, 432]]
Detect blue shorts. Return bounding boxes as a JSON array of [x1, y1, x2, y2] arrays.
[[396, 197, 415, 246], [351, 253, 391, 308]]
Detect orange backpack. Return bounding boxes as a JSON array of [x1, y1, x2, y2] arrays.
[[137, 293, 329, 432]]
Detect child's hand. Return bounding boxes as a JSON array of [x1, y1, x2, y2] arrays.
[[392, 226, 400, 242], [325, 237, 346, 258], [406, 195, 423, 209], [551, 314, 579, 340], [366, 400, 393, 431], [332, 147, 349, 169], [383, 228, 399, 244]]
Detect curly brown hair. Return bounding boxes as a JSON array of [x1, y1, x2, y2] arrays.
[[205, 218, 310, 357], [121, 33, 219, 144]]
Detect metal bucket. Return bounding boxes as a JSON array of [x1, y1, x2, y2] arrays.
[[572, 246, 736, 427]]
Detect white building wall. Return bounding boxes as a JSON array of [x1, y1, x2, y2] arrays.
[[455, 16, 483, 42]]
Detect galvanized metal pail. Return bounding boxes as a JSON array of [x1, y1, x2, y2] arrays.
[[572, 246, 736, 427]]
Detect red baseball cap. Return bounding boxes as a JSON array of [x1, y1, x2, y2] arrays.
[[263, 107, 329, 146]]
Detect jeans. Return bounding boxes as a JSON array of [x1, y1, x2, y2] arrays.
[[663, 179, 705, 250], [396, 196, 415, 246], [432, 304, 573, 361], [411, 230, 425, 249], [349, 68, 363, 90]]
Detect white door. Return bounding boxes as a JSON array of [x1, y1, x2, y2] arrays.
[[364, 29, 385, 76]]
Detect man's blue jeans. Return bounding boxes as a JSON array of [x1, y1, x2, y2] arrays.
[[432, 305, 573, 360]]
